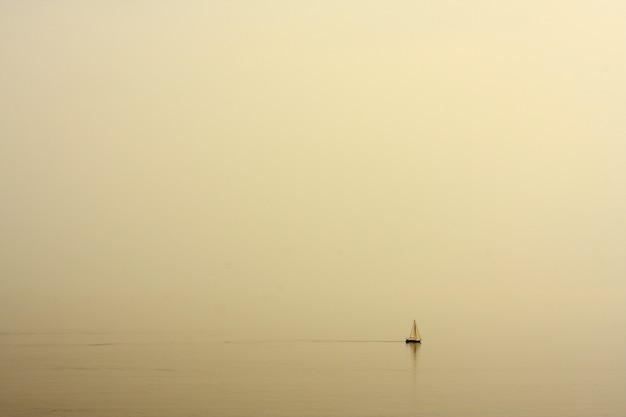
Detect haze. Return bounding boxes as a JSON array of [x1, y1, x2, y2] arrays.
[[1, 1, 625, 344]]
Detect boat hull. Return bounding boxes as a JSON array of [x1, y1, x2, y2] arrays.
[[405, 339, 421, 344]]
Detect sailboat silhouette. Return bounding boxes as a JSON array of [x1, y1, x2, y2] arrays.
[[405, 320, 421, 343]]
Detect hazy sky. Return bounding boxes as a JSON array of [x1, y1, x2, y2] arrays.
[[1, 1, 625, 342]]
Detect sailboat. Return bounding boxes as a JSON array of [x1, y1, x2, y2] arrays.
[[405, 320, 421, 343]]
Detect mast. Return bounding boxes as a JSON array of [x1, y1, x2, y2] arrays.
[[409, 320, 417, 339], [406, 319, 421, 343]]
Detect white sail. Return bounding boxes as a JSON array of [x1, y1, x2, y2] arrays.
[[407, 320, 421, 341]]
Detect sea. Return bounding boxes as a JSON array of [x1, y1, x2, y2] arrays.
[[1, 331, 625, 417]]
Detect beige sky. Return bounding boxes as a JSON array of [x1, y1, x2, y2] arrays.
[[1, 1, 625, 341]]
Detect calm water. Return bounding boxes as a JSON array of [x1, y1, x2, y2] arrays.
[[1, 332, 625, 417]]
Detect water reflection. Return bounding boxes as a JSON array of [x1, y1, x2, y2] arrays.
[[407, 342, 420, 366], [406, 342, 421, 388]]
